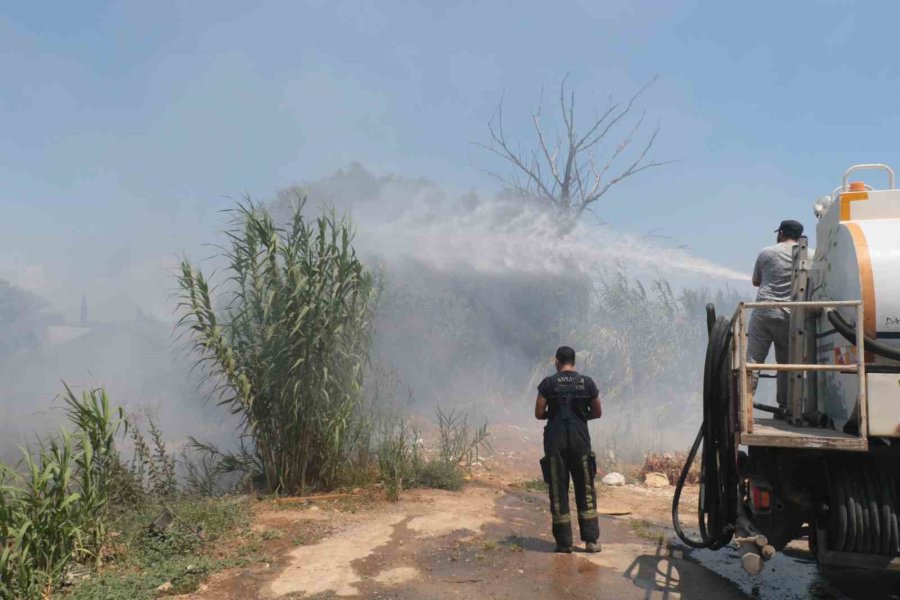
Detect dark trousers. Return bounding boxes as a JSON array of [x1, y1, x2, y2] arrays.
[[541, 421, 599, 547]]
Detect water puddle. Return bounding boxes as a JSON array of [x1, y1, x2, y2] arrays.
[[676, 540, 899, 600]]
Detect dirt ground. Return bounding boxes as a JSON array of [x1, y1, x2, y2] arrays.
[[180, 483, 742, 600], [175, 427, 899, 600]]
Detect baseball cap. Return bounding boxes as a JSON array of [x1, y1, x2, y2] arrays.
[[775, 220, 804, 238]]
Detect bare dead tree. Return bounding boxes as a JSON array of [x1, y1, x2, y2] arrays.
[[475, 75, 675, 218]]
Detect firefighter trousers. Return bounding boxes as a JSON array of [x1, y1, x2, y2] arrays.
[[540, 422, 599, 548]]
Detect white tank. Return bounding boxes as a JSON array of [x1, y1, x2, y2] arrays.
[[810, 175, 900, 434]]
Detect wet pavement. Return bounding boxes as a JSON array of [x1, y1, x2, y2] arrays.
[[677, 535, 900, 599], [355, 487, 750, 599]]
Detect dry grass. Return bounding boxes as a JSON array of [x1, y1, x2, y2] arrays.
[[638, 452, 699, 485], [629, 518, 667, 545]]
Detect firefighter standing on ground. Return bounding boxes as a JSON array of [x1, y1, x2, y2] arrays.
[[748, 219, 803, 409], [534, 346, 602, 553]]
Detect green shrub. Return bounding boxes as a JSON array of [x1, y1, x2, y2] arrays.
[[415, 460, 463, 491], [375, 408, 489, 498], [66, 497, 251, 600]]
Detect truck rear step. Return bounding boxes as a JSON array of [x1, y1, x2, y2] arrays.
[[741, 418, 868, 451]]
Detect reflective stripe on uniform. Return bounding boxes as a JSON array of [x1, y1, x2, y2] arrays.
[[552, 512, 571, 524], [581, 454, 594, 511], [550, 455, 560, 516], [579, 509, 598, 520]]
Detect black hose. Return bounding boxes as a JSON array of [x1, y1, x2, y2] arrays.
[[845, 474, 857, 551], [857, 476, 867, 553], [829, 463, 900, 555], [672, 304, 738, 549], [834, 468, 848, 550], [864, 469, 881, 554], [826, 309, 900, 362]]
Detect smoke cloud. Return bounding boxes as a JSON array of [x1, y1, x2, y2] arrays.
[[2, 163, 751, 463], [291, 165, 751, 458]]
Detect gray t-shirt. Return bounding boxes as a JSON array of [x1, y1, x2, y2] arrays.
[[753, 242, 795, 318]]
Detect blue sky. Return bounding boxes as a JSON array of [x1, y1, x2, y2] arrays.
[[2, 0, 898, 318]]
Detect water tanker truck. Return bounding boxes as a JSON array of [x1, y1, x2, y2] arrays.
[[673, 164, 900, 574]]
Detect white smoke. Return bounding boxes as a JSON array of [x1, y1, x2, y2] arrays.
[[291, 167, 752, 449], [1, 164, 750, 460]]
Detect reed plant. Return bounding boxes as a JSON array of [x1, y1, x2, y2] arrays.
[[0, 386, 125, 600], [177, 194, 376, 494], [377, 418, 419, 501]]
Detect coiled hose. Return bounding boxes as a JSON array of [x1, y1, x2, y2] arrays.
[[672, 304, 739, 549], [827, 464, 900, 555]]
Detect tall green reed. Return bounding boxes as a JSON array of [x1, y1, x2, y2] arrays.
[[177, 193, 376, 494], [0, 386, 125, 600]]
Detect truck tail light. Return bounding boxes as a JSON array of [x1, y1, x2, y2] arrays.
[[751, 486, 772, 513]]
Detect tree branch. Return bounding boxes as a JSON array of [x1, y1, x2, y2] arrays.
[[576, 124, 679, 214], [474, 74, 673, 217], [532, 87, 564, 191], [476, 97, 557, 202]]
